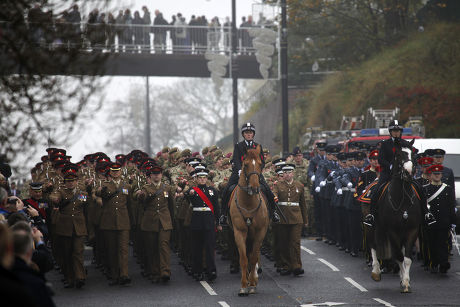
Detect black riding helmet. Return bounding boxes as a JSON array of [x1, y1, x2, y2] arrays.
[[241, 122, 256, 136], [388, 120, 403, 131]]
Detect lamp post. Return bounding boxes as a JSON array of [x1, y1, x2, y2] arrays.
[[231, 0, 239, 144], [280, 0, 289, 155], [145, 76, 151, 155]]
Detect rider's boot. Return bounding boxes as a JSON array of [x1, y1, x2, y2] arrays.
[[363, 188, 379, 227]]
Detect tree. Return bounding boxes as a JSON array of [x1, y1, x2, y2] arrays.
[[105, 78, 262, 154], [0, 0, 107, 172]]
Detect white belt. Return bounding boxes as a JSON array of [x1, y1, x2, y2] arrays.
[[193, 207, 212, 212], [341, 188, 356, 192], [278, 202, 299, 207]]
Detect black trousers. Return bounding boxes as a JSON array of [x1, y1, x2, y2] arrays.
[[428, 227, 449, 267], [191, 228, 216, 275]]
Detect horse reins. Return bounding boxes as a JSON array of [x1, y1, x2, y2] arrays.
[[235, 165, 263, 227]]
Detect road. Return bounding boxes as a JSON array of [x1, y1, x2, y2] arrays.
[[49, 237, 460, 307]]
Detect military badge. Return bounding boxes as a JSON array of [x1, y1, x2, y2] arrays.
[[164, 191, 169, 198], [38, 202, 48, 209], [78, 194, 87, 201], [209, 190, 214, 196], [122, 188, 128, 195]]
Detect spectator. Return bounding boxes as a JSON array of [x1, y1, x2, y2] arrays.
[[107, 13, 116, 52], [223, 16, 231, 51], [142, 6, 151, 52], [86, 9, 99, 50], [169, 15, 177, 53], [189, 15, 198, 53], [11, 228, 55, 307], [197, 15, 208, 52], [115, 10, 124, 51], [122, 9, 133, 52], [27, 3, 45, 45], [174, 13, 187, 53], [0, 222, 36, 306], [132, 11, 144, 53], [153, 10, 169, 54], [1, 195, 25, 219], [9, 182, 20, 197], [10, 221, 53, 275], [208, 17, 221, 52], [0, 154, 12, 182], [67, 4, 82, 48]]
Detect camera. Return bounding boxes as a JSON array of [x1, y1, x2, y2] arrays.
[[7, 197, 17, 205]]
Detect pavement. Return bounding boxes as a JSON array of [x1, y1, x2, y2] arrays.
[[49, 236, 460, 307]]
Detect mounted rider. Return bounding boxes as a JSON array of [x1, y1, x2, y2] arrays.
[[363, 120, 435, 227], [220, 122, 280, 225]]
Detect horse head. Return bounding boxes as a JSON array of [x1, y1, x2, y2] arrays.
[[393, 139, 416, 181], [240, 145, 262, 196]]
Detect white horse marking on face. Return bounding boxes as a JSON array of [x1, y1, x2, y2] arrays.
[[252, 159, 256, 166], [402, 147, 413, 174]]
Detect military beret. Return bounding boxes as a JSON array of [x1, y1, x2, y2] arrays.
[[181, 149, 192, 158], [169, 147, 178, 154], [202, 147, 209, 155], [40, 155, 49, 162], [156, 152, 162, 158], [292, 146, 302, 155], [209, 145, 218, 153], [161, 147, 170, 153], [225, 152, 232, 159], [221, 158, 231, 166], [263, 148, 270, 154], [192, 152, 200, 157]]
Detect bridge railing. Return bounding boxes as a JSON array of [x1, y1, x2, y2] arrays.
[[0, 20, 278, 55]]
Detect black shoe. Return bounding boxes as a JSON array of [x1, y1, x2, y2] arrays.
[[338, 246, 345, 251], [119, 276, 131, 285], [193, 273, 204, 281], [363, 214, 374, 227], [64, 282, 74, 289], [430, 265, 439, 274], [315, 237, 323, 241], [439, 262, 450, 274], [161, 275, 170, 282], [350, 252, 358, 257], [272, 212, 280, 223], [280, 269, 291, 276], [108, 279, 119, 286], [328, 240, 336, 245], [345, 249, 350, 253], [207, 271, 217, 281], [76, 279, 85, 289], [293, 268, 304, 276], [324, 240, 329, 244]]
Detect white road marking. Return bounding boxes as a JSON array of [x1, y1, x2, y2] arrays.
[[301, 246, 316, 255], [200, 280, 217, 295], [218, 301, 230, 307], [317, 258, 340, 271], [373, 298, 396, 307], [344, 277, 368, 292], [301, 303, 345, 307]]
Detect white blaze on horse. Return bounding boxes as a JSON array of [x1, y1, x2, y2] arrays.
[[370, 139, 422, 293], [229, 145, 269, 296]]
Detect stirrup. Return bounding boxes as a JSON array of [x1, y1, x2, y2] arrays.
[[219, 215, 228, 226]]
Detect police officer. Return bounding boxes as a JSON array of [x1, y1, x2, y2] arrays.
[[186, 168, 221, 281], [365, 120, 433, 226], [221, 122, 279, 224], [424, 164, 456, 273]]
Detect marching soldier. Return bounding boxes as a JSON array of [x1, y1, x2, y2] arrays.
[[97, 162, 132, 286], [308, 141, 327, 238], [425, 164, 456, 274], [135, 166, 175, 282], [292, 146, 312, 236], [185, 168, 221, 281], [272, 163, 308, 276], [50, 173, 88, 289]]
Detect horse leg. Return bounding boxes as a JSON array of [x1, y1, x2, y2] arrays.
[[370, 248, 381, 281], [234, 229, 249, 296], [248, 239, 264, 293], [401, 229, 418, 293]]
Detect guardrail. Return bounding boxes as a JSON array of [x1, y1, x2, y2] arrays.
[[0, 21, 278, 55]]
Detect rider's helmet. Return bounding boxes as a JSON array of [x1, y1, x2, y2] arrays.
[[388, 120, 403, 132], [241, 122, 256, 136]]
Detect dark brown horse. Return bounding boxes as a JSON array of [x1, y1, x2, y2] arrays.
[[370, 139, 422, 293], [229, 145, 269, 296]]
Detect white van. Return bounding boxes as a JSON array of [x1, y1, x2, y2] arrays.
[[412, 139, 460, 209]]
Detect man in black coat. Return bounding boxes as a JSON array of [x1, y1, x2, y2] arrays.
[[186, 169, 221, 281], [220, 123, 280, 224]]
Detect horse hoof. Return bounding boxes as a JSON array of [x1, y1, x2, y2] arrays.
[[371, 272, 381, 282], [400, 285, 411, 293], [257, 267, 262, 274], [248, 286, 257, 294], [238, 288, 249, 296]]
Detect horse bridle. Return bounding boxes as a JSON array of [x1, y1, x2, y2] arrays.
[[238, 167, 261, 196]]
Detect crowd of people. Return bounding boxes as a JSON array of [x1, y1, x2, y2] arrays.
[[2, 3, 274, 54], [0, 121, 457, 306]]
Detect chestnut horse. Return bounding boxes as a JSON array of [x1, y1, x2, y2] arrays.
[[229, 145, 269, 296]]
